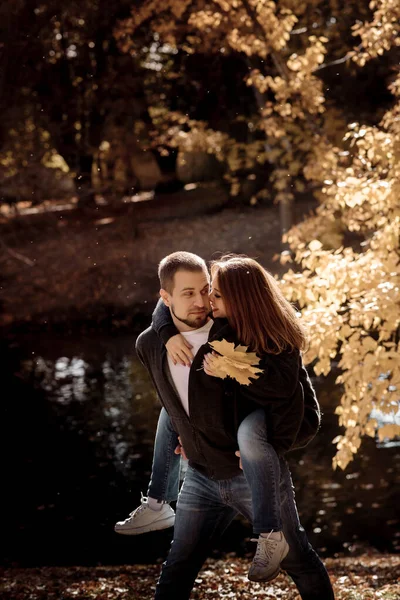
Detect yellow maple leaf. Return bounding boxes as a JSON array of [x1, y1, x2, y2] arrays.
[[208, 339, 264, 386]]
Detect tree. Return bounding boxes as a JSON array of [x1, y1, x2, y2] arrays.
[[116, 1, 389, 232], [117, 0, 400, 467], [280, 0, 400, 468], [0, 0, 155, 205]]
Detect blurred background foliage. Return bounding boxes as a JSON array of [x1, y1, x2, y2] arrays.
[[0, 0, 399, 467]]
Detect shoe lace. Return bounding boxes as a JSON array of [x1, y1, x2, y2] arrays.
[[250, 533, 279, 566], [129, 492, 148, 518]]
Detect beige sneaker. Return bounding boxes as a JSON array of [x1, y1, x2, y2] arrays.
[[248, 531, 289, 582], [114, 494, 175, 535]]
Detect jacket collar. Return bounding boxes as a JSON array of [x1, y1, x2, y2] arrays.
[[208, 318, 236, 343]]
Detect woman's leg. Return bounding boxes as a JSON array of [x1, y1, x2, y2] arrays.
[[237, 408, 282, 533], [237, 408, 288, 581], [115, 408, 180, 534], [147, 407, 181, 502]]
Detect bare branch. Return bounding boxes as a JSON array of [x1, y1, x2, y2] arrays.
[[0, 236, 35, 266], [313, 45, 362, 72]]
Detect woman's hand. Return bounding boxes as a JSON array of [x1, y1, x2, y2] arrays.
[[166, 334, 194, 366], [174, 436, 188, 460], [203, 352, 221, 377]]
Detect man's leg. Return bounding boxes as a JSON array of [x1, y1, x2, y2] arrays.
[[278, 458, 335, 599], [229, 462, 335, 600], [155, 466, 237, 600]]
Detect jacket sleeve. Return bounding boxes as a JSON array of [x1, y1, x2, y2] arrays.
[[293, 356, 321, 448], [237, 350, 300, 405], [135, 328, 150, 370], [299, 357, 318, 407], [152, 298, 180, 345], [135, 328, 179, 434]]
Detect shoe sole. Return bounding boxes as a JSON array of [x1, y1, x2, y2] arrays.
[[114, 517, 175, 535], [248, 542, 290, 583]]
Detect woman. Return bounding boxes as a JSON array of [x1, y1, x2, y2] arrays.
[[115, 255, 320, 582]]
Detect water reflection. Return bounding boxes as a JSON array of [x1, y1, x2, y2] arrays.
[[1, 332, 399, 567], [371, 407, 400, 448], [31, 356, 89, 403]]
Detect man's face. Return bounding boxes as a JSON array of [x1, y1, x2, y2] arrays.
[[161, 269, 211, 331]]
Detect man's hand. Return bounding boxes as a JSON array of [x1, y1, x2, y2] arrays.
[[235, 450, 242, 470], [174, 436, 188, 461], [166, 334, 194, 367]]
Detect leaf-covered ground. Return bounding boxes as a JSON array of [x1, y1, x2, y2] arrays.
[[0, 196, 316, 328], [1, 555, 399, 600]]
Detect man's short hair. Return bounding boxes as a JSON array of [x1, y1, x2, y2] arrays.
[[158, 252, 208, 293]]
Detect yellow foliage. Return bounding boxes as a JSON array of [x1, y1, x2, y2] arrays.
[[351, 0, 400, 66], [208, 339, 264, 386], [116, 0, 400, 467], [42, 150, 70, 173], [282, 119, 400, 469]]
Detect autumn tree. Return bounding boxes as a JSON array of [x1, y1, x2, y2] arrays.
[[116, 1, 384, 230], [117, 0, 400, 466], [280, 0, 400, 468], [0, 0, 155, 205]]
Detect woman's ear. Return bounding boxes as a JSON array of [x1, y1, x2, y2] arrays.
[[160, 288, 171, 307]]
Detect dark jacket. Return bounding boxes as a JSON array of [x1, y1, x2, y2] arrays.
[[135, 304, 320, 480], [152, 300, 321, 454], [136, 323, 239, 479]]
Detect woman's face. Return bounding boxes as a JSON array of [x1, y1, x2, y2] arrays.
[[209, 274, 227, 318]]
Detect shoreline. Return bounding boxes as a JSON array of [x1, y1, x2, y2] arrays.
[[0, 197, 317, 332]]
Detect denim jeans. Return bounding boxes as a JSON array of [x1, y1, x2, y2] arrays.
[[237, 408, 282, 532], [155, 465, 335, 600], [147, 407, 181, 502], [148, 408, 283, 532]]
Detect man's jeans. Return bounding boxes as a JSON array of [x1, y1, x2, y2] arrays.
[[155, 464, 335, 600], [148, 408, 284, 532]]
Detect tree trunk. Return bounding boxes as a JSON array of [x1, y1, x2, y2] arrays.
[[279, 199, 294, 243], [152, 148, 184, 194], [245, 56, 295, 243], [76, 154, 96, 208]]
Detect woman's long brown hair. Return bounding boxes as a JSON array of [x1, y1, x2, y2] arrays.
[[210, 255, 307, 355]]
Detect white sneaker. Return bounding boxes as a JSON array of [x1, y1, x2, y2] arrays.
[[114, 494, 175, 535], [248, 531, 289, 582]]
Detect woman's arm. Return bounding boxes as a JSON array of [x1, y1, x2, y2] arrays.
[[295, 357, 321, 447], [204, 349, 300, 404], [152, 298, 179, 344], [152, 298, 194, 366], [243, 351, 300, 401]]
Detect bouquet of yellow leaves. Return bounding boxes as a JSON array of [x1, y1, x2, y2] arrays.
[[207, 339, 264, 386]]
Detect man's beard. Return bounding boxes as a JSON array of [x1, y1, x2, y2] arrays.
[[171, 304, 211, 329]]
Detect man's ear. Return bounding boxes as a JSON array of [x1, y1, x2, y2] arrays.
[[160, 288, 171, 307]]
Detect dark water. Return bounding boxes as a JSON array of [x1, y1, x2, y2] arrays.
[[1, 327, 399, 567]]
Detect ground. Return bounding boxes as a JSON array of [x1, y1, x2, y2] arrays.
[[0, 194, 316, 329], [2, 199, 399, 598], [1, 554, 399, 599]]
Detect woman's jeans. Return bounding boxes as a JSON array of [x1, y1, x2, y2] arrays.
[[147, 407, 283, 532], [147, 407, 181, 502], [237, 408, 282, 532]]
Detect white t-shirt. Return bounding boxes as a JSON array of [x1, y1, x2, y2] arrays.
[[167, 320, 213, 415]]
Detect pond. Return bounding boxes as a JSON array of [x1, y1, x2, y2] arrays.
[[1, 325, 399, 567]]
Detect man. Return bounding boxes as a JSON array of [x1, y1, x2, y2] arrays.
[[134, 251, 334, 599]]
